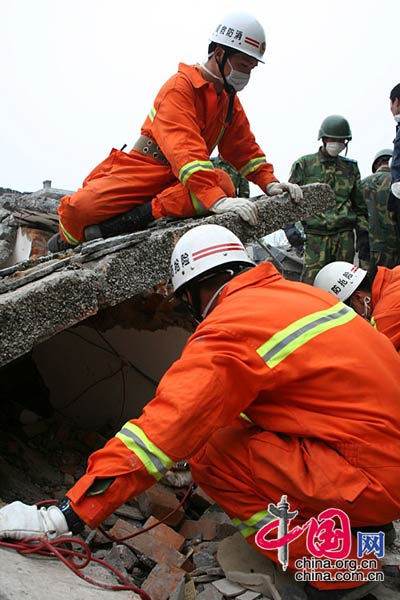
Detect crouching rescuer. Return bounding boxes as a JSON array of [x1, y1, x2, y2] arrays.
[[47, 12, 302, 252], [2, 224, 400, 600]]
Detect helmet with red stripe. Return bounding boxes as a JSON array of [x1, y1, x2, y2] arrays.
[[313, 261, 367, 302], [171, 224, 255, 296], [210, 13, 266, 63]]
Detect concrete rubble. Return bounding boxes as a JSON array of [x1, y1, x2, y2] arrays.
[[0, 407, 399, 599], [0, 183, 335, 368]]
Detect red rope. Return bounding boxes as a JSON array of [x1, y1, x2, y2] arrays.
[[0, 536, 151, 598], [99, 481, 195, 542], [0, 482, 195, 598]]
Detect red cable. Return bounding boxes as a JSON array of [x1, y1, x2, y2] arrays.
[[0, 482, 195, 597], [99, 481, 195, 542], [0, 536, 151, 598]]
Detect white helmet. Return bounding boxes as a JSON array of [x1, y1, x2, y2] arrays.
[[171, 224, 255, 295], [210, 13, 266, 63], [313, 261, 367, 302]]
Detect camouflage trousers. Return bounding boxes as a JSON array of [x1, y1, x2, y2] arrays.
[[370, 248, 400, 272], [301, 230, 355, 284]]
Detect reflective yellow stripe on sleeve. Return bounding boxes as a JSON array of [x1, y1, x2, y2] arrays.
[[370, 317, 377, 329], [179, 160, 214, 185], [240, 156, 267, 178], [232, 509, 276, 538], [116, 422, 174, 481], [257, 302, 356, 369]]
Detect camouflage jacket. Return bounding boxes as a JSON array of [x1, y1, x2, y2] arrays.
[[212, 156, 250, 198], [289, 148, 368, 234], [362, 166, 399, 251]]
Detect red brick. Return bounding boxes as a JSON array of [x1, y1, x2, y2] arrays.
[[143, 515, 186, 551], [142, 564, 185, 600], [181, 554, 194, 573], [23, 228, 52, 260], [190, 486, 214, 509], [109, 518, 186, 568], [179, 519, 218, 541], [137, 483, 185, 527]]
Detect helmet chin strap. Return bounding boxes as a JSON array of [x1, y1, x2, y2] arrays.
[[186, 269, 235, 323], [216, 51, 236, 95], [201, 280, 230, 320]]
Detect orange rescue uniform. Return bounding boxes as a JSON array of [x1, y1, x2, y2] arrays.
[[67, 263, 400, 590], [58, 63, 278, 244], [371, 265, 400, 350]]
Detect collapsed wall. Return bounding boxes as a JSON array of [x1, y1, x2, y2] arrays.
[[0, 183, 334, 438]]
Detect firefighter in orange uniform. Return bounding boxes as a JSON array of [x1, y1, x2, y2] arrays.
[[314, 261, 400, 351], [47, 12, 302, 252], [2, 224, 400, 600]]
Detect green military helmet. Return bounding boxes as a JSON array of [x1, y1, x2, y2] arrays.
[[372, 148, 393, 173], [318, 115, 352, 140]]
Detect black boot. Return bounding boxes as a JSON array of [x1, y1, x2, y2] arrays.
[[84, 202, 154, 241], [47, 233, 74, 253]]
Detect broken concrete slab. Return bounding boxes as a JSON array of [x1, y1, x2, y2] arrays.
[[196, 582, 224, 599], [0, 184, 69, 217], [0, 209, 17, 265], [212, 577, 246, 597], [0, 547, 141, 600], [0, 183, 334, 369]]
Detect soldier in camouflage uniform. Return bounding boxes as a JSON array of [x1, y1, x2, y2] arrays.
[[212, 155, 250, 198], [289, 115, 369, 284], [362, 149, 400, 274]]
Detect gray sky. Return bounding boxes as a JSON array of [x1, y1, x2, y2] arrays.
[[0, 0, 398, 194]]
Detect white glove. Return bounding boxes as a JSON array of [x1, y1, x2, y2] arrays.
[[162, 469, 193, 488], [210, 197, 258, 226], [266, 182, 303, 203], [391, 182, 400, 199], [0, 501, 70, 540]]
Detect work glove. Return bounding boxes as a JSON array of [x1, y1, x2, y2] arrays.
[[0, 501, 70, 540], [210, 197, 258, 226], [356, 229, 370, 262], [266, 182, 303, 203], [391, 182, 400, 199], [162, 469, 193, 488]]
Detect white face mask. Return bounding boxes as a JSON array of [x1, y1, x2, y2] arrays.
[[225, 58, 250, 92], [394, 114, 400, 124], [325, 141, 346, 157]]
